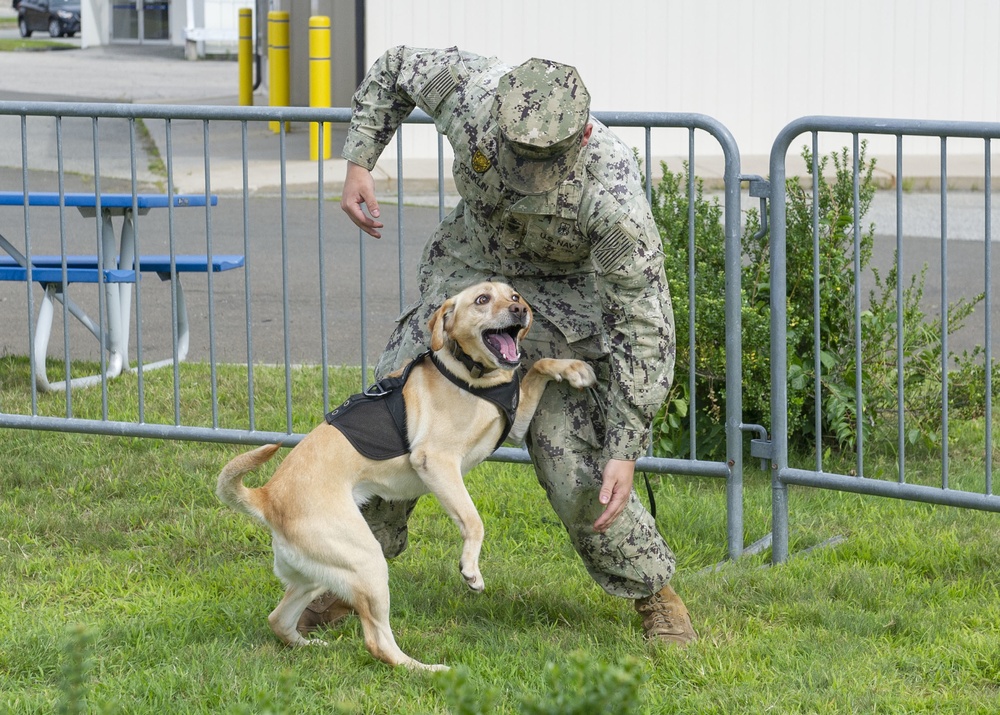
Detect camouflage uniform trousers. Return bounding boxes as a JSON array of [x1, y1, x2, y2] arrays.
[[362, 275, 677, 601]]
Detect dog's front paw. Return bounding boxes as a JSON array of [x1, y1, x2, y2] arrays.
[[534, 358, 596, 389], [559, 360, 596, 389]]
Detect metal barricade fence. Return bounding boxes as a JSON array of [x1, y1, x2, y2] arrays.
[[767, 116, 1000, 564], [0, 103, 749, 561]]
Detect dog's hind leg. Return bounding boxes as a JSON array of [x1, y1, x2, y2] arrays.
[[269, 582, 329, 647], [326, 514, 447, 671], [350, 575, 448, 672]]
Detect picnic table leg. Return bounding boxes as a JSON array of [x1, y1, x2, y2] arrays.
[[118, 209, 136, 370], [100, 210, 125, 380], [33, 285, 123, 393], [32, 284, 56, 393], [138, 275, 190, 371]]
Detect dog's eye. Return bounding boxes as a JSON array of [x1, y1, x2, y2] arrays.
[[511, 294, 520, 302], [475, 294, 490, 305]]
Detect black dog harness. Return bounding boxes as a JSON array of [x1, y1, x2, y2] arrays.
[[324, 350, 520, 461]]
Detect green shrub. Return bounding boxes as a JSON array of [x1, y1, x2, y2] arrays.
[[516, 651, 646, 715], [57, 626, 117, 715], [649, 159, 769, 461], [436, 652, 644, 715], [650, 143, 995, 461], [755, 143, 879, 450], [847, 260, 985, 452]]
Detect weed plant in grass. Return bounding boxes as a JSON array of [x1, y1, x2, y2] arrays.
[[2, 363, 1000, 712]]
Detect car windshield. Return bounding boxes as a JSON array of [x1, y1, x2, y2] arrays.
[[49, 0, 77, 7]]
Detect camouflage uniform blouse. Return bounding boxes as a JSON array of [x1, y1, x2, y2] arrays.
[[343, 46, 676, 463]]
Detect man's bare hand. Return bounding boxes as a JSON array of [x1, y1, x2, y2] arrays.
[[341, 161, 384, 238], [593, 458, 636, 533]]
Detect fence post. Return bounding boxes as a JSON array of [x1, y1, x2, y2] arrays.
[[267, 10, 290, 133], [309, 16, 331, 161], [768, 128, 790, 564]]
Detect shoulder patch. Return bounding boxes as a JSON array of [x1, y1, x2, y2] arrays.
[[592, 223, 637, 274], [420, 63, 463, 112]]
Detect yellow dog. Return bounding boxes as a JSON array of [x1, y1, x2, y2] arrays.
[[217, 281, 595, 670]]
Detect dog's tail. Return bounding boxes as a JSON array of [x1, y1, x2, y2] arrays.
[[216, 443, 282, 524]]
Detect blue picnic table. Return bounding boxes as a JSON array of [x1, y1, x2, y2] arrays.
[[0, 191, 244, 392]]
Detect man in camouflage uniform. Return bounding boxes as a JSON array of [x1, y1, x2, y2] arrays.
[[300, 46, 696, 646]]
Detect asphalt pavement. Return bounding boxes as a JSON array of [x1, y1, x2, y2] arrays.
[[0, 41, 446, 367], [0, 43, 996, 370]]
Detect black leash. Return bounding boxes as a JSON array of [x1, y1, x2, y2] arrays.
[[642, 471, 657, 520]]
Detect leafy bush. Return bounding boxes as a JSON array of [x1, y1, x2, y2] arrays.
[[847, 260, 985, 452], [753, 144, 879, 449], [436, 653, 645, 715], [650, 143, 996, 461], [649, 160, 768, 460], [516, 652, 646, 715]]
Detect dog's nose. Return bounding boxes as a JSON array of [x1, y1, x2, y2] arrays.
[[508, 303, 526, 316]]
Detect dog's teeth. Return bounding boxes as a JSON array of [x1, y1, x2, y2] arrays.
[[485, 332, 518, 362]]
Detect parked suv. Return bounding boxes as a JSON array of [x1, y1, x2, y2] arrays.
[[17, 0, 81, 38]]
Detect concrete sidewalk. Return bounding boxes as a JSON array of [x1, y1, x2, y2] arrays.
[[0, 44, 356, 195], [2, 44, 997, 196], [0, 42, 238, 104]]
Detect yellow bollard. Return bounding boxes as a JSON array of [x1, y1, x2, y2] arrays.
[[268, 10, 290, 133], [308, 16, 332, 161], [237, 8, 253, 106]]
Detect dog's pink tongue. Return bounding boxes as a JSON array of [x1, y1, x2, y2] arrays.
[[488, 332, 519, 362]]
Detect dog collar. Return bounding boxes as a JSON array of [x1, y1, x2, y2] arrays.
[[449, 341, 494, 379]]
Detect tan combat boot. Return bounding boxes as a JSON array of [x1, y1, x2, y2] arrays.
[[634, 583, 697, 646], [297, 592, 353, 635]]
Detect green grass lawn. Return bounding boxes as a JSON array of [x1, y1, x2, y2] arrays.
[[0, 38, 76, 52], [2, 361, 1000, 713], [0, 16, 76, 53]]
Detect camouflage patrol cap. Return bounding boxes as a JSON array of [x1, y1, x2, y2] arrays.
[[492, 58, 591, 195]]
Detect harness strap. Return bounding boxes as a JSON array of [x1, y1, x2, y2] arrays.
[[323, 356, 424, 460], [430, 351, 520, 450], [325, 351, 520, 458]]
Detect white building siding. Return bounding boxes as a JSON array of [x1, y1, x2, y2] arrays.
[[363, 0, 1000, 171]]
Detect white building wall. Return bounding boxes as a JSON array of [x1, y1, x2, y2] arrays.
[[80, 0, 109, 47], [363, 0, 1000, 173], [204, 0, 248, 30]]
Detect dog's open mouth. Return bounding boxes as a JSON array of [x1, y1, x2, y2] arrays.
[[482, 326, 521, 366]]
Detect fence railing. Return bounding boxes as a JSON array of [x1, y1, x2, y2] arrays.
[[0, 102, 749, 560], [767, 116, 999, 563], [5, 102, 999, 567]]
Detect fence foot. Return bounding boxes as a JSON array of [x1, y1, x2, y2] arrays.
[[698, 532, 774, 575], [697, 533, 848, 575], [761, 534, 848, 569]]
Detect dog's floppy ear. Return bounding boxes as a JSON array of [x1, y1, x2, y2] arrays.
[[516, 301, 533, 343], [428, 298, 455, 351]]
